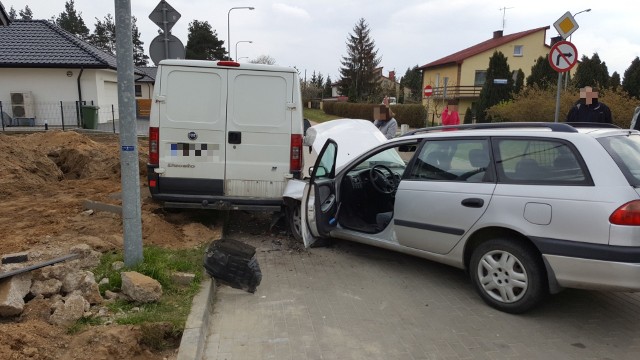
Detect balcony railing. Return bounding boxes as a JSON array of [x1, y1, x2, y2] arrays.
[[427, 85, 483, 99]]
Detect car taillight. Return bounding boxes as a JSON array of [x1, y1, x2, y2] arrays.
[[290, 134, 302, 173], [149, 126, 159, 165], [610, 200, 640, 225]]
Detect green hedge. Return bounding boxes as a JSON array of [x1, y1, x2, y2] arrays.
[[323, 102, 427, 128]]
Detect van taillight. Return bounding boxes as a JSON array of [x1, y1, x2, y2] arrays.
[[290, 134, 302, 173], [610, 200, 640, 225], [149, 126, 159, 165]]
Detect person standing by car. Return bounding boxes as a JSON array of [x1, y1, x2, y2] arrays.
[[373, 103, 397, 139], [630, 106, 640, 130], [566, 86, 612, 123], [441, 99, 461, 128]]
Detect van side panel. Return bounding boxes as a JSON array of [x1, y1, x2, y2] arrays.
[[158, 67, 227, 196], [225, 71, 294, 198]]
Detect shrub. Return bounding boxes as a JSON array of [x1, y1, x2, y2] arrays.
[[486, 86, 637, 127], [323, 102, 426, 128]]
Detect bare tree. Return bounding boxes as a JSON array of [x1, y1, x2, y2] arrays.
[[250, 55, 276, 65]]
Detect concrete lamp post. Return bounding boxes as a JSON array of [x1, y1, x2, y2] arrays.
[[227, 7, 255, 60]]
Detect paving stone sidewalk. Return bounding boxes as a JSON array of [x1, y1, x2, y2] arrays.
[[203, 215, 640, 360]]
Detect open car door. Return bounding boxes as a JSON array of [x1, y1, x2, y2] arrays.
[[302, 139, 338, 247]]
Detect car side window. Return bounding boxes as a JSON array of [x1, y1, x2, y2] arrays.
[[407, 139, 491, 183], [494, 138, 589, 184]]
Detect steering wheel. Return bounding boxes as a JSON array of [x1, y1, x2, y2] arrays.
[[369, 165, 399, 194]]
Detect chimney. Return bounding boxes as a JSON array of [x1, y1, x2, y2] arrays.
[[389, 70, 395, 82], [493, 30, 503, 39]]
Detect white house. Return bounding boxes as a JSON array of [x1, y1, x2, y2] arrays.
[[0, 19, 146, 127]]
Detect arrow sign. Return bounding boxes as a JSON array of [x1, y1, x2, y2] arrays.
[[548, 40, 578, 73]]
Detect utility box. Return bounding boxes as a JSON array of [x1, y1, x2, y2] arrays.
[[81, 105, 100, 129]]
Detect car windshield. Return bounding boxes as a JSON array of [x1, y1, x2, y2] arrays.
[[351, 147, 407, 171], [598, 133, 640, 187]]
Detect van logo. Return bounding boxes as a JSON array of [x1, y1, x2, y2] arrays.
[[188, 132, 198, 140]]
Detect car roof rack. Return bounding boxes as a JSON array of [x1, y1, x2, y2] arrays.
[[564, 122, 621, 129], [402, 122, 579, 136]]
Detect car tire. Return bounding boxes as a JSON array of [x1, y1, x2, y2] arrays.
[[286, 201, 303, 242], [469, 238, 547, 314]]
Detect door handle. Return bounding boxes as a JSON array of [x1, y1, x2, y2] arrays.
[[228, 131, 241, 144], [461, 198, 484, 208]]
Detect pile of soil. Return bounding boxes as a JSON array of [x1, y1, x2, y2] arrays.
[[0, 130, 222, 359]]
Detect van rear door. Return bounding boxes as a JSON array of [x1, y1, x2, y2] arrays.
[[158, 66, 227, 196], [226, 70, 294, 198]]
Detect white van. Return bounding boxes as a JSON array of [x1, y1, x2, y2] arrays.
[[147, 60, 305, 211]]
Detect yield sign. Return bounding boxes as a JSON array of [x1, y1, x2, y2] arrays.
[[548, 40, 578, 73]]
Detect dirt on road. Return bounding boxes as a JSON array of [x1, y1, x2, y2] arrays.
[[0, 130, 221, 360]]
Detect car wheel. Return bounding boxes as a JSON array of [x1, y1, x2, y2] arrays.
[[469, 238, 547, 313], [286, 201, 303, 242]]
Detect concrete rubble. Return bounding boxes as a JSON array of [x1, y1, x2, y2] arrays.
[[0, 243, 168, 327], [121, 271, 163, 303]]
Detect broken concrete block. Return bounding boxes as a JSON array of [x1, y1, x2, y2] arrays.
[[0, 273, 33, 317], [121, 271, 162, 303], [30, 278, 62, 298], [50, 292, 89, 326], [171, 271, 195, 286]]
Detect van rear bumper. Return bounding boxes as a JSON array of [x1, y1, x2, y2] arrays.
[[148, 165, 284, 211]]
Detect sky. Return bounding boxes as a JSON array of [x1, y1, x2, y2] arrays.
[[4, 0, 640, 82]]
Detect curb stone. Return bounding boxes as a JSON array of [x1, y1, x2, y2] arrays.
[[176, 276, 216, 360]]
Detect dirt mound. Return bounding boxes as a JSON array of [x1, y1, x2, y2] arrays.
[[0, 130, 225, 359]]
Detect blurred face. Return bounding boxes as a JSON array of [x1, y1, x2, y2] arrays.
[[448, 104, 458, 112], [579, 86, 598, 105]]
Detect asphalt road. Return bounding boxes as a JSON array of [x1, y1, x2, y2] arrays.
[[203, 211, 640, 360]]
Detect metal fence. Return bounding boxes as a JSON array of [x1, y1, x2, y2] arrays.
[[0, 100, 149, 135]]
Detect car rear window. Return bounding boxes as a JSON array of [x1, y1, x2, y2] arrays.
[[598, 134, 640, 187]]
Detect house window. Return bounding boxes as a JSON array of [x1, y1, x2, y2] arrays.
[[135, 85, 142, 97], [513, 45, 523, 57], [474, 71, 486, 86]]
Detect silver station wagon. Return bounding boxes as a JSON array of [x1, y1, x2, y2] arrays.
[[300, 122, 640, 313]]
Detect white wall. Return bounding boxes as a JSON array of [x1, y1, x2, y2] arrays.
[[0, 67, 120, 125]]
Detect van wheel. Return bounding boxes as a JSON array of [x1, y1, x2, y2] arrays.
[[286, 201, 303, 242], [469, 238, 547, 314]]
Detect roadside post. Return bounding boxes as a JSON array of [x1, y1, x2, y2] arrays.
[[552, 12, 580, 122], [114, 0, 143, 266]]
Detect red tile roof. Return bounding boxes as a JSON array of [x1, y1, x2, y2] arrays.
[[418, 26, 550, 70]]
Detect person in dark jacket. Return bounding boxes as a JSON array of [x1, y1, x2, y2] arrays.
[[566, 86, 612, 123], [630, 106, 640, 131]]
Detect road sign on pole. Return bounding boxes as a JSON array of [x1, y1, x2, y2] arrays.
[[548, 40, 578, 73], [149, 34, 185, 65], [553, 11, 579, 39], [149, 0, 181, 32], [423, 85, 433, 97]]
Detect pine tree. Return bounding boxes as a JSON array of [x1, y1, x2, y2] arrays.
[[338, 18, 381, 102], [56, 1, 90, 40], [19, 5, 33, 20], [514, 69, 525, 94], [622, 57, 640, 99], [8, 6, 17, 20], [324, 76, 333, 98], [400, 65, 422, 102], [526, 56, 557, 89], [476, 51, 513, 123], [90, 14, 116, 54], [573, 53, 610, 89], [185, 20, 226, 60], [132, 17, 149, 66], [610, 72, 621, 91]]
